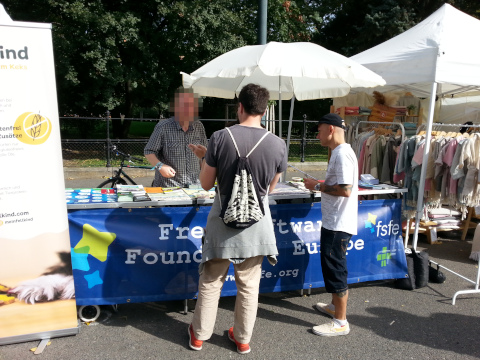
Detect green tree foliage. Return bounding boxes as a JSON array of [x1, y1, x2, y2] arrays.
[[2, 0, 479, 137], [2, 0, 315, 137]]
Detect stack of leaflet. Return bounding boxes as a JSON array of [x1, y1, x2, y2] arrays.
[[359, 174, 383, 189], [358, 181, 383, 189], [65, 188, 117, 204], [115, 184, 150, 202], [144, 187, 165, 201], [148, 187, 191, 202], [271, 182, 311, 195], [144, 187, 164, 196], [183, 187, 215, 199]]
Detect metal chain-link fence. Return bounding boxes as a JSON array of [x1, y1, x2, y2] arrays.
[[60, 117, 327, 167]]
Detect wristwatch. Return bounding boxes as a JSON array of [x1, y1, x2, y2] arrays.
[[155, 161, 163, 170], [314, 183, 322, 191]]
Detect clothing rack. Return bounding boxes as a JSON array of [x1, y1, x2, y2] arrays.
[[355, 120, 405, 143], [417, 122, 480, 135], [408, 121, 480, 304]]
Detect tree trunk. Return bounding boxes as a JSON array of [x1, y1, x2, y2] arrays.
[[112, 80, 134, 138]]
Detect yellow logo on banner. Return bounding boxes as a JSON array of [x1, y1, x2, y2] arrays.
[[13, 112, 52, 145]]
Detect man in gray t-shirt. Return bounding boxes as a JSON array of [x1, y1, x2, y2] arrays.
[[187, 84, 287, 355], [207, 124, 287, 197]]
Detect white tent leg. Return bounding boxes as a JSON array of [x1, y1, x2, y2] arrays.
[[453, 256, 480, 305], [279, 77, 284, 182], [286, 95, 295, 158], [412, 82, 438, 250], [284, 96, 296, 179], [279, 77, 282, 138], [404, 218, 410, 249], [430, 258, 480, 305]]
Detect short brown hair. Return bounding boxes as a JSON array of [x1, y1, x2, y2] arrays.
[[238, 84, 270, 116]]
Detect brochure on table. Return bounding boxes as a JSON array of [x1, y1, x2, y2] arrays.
[[0, 15, 78, 345]]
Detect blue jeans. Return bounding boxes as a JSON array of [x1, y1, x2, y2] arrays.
[[320, 227, 351, 294]]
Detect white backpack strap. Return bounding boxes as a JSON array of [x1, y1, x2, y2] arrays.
[[225, 127, 241, 157], [246, 131, 269, 158], [226, 127, 269, 158]]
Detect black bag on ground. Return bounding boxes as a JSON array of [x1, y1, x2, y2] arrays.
[[429, 264, 446, 283], [395, 252, 416, 290], [412, 250, 430, 288], [219, 128, 270, 229]]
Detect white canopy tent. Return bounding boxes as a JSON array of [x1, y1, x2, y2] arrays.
[[351, 4, 480, 99], [350, 4, 480, 250], [438, 91, 480, 124]]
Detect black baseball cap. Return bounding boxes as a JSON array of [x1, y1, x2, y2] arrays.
[[310, 113, 346, 132]]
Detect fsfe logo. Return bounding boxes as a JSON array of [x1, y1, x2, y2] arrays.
[[364, 213, 377, 233], [365, 212, 400, 237], [13, 112, 52, 145], [364, 212, 401, 268]]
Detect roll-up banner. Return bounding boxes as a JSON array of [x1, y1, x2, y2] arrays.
[[67, 200, 408, 305], [0, 11, 78, 345]]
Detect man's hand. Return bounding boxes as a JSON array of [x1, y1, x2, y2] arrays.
[[303, 178, 319, 191], [159, 165, 176, 178], [188, 144, 207, 159]]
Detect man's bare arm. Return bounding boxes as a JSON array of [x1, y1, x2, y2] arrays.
[[268, 173, 282, 193], [321, 183, 353, 197], [199, 160, 217, 191]]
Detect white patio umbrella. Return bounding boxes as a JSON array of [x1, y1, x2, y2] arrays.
[[181, 41, 385, 164]]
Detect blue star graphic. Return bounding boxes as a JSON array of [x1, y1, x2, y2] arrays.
[[71, 248, 90, 272], [84, 270, 103, 289], [364, 221, 373, 229]]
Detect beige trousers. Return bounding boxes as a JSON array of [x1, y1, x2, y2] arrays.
[[191, 255, 264, 344]]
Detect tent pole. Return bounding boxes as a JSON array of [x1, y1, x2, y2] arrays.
[[279, 77, 284, 181], [285, 95, 296, 179], [279, 77, 282, 139], [412, 82, 438, 250]]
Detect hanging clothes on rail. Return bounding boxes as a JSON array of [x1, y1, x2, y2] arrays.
[[394, 127, 480, 219], [395, 135, 420, 218], [353, 122, 404, 184]]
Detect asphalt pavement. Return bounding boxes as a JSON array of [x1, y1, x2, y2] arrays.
[[1, 166, 480, 360], [63, 163, 328, 189]]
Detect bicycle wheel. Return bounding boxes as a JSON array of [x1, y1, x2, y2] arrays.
[[97, 177, 127, 188]]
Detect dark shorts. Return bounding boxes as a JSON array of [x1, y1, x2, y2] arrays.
[[320, 227, 352, 294]]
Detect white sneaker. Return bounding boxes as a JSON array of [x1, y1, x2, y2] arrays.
[[315, 302, 335, 318], [312, 321, 350, 337]]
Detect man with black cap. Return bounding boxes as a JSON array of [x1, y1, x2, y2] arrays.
[[303, 113, 358, 337]]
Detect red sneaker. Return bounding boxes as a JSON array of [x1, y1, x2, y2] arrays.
[[188, 324, 203, 351], [228, 327, 251, 354]]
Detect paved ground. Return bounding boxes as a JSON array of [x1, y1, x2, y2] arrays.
[[1, 232, 479, 360], [1, 166, 479, 359], [63, 163, 328, 189]]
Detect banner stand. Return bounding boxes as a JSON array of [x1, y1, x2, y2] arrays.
[[0, 8, 79, 346], [0, 326, 79, 348]]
